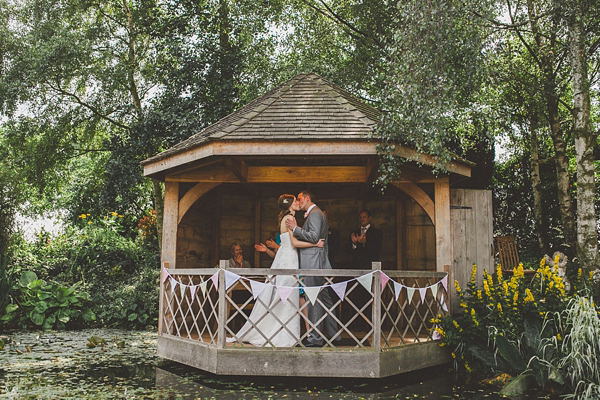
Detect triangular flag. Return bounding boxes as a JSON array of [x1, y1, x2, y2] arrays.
[[441, 293, 448, 312], [419, 287, 427, 303], [190, 285, 198, 301], [441, 275, 448, 291], [200, 281, 208, 297], [161, 267, 169, 283], [393, 281, 403, 300], [276, 286, 294, 303], [250, 280, 267, 300], [380, 271, 390, 291], [224, 270, 240, 290], [170, 277, 178, 295], [357, 273, 373, 293], [406, 287, 416, 304], [304, 286, 321, 305], [210, 272, 219, 290], [180, 284, 186, 298], [431, 284, 438, 299], [331, 282, 347, 301]]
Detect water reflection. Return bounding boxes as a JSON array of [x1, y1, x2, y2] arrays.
[[155, 362, 455, 399]]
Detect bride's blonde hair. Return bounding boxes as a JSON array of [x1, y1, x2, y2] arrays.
[[277, 194, 296, 226]]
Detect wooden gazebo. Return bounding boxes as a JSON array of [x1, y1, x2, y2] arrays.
[[142, 73, 493, 377]]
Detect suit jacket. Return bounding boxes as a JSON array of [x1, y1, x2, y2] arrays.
[[293, 205, 332, 270], [347, 225, 382, 269]]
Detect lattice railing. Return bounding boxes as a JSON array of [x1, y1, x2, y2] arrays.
[[159, 267, 449, 350]]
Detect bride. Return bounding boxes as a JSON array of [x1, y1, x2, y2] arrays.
[[229, 194, 324, 347]]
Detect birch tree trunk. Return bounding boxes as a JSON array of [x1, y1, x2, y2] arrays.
[[568, 0, 598, 271], [529, 114, 548, 255]]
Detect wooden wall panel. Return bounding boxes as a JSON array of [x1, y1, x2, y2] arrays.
[[404, 200, 435, 271], [177, 189, 217, 268]]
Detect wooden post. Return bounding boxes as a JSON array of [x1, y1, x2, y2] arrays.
[[162, 182, 179, 269], [372, 268, 381, 351], [254, 199, 261, 269], [434, 179, 452, 273], [396, 199, 404, 270], [158, 261, 168, 335], [213, 193, 221, 267], [217, 266, 226, 349]]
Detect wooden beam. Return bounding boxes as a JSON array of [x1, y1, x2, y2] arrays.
[[178, 182, 220, 224], [229, 158, 248, 182], [166, 166, 369, 183], [434, 179, 452, 273], [143, 140, 473, 178], [396, 199, 404, 271], [391, 182, 435, 224]]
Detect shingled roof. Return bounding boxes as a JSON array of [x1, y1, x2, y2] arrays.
[[143, 73, 381, 165]]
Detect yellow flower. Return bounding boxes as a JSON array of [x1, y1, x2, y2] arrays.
[[497, 303, 503, 314], [79, 214, 87, 219], [118, 214, 124, 218], [111, 211, 118, 216], [88, 221, 93, 225], [557, 333, 562, 341]]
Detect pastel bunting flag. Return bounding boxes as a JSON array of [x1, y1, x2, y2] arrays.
[[180, 284, 186, 298], [380, 271, 390, 291], [393, 281, 403, 300], [250, 280, 267, 300], [161, 267, 169, 283], [303, 286, 321, 306], [431, 283, 438, 299], [276, 286, 294, 303], [441, 275, 448, 291], [210, 272, 219, 290], [200, 281, 208, 297], [224, 270, 240, 290], [440, 293, 448, 312], [190, 285, 198, 301], [406, 287, 416, 304], [331, 282, 347, 302], [356, 272, 374, 293], [170, 277, 177, 295], [419, 287, 427, 303]]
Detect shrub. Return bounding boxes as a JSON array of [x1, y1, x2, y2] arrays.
[[1, 270, 95, 330]]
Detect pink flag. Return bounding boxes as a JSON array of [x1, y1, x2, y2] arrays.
[[419, 287, 427, 303], [162, 267, 169, 283], [276, 286, 294, 303], [380, 271, 390, 291], [331, 282, 347, 301]]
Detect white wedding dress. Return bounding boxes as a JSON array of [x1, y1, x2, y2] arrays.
[[229, 232, 300, 347]]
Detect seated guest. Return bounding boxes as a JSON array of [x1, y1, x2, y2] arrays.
[[228, 242, 251, 268], [347, 210, 382, 269]]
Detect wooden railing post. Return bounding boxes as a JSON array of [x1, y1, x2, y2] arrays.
[[158, 261, 168, 335], [217, 264, 227, 348], [372, 267, 381, 351]]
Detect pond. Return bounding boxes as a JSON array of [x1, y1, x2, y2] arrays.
[[0, 329, 557, 399]]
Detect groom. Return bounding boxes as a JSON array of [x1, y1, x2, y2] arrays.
[[286, 190, 339, 347]]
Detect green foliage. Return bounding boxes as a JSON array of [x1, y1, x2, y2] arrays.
[[8, 211, 160, 329], [1, 270, 95, 330]]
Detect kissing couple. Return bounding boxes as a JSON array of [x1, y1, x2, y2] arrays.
[[229, 190, 339, 347]]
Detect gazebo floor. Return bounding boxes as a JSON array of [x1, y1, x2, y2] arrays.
[[157, 331, 450, 378]]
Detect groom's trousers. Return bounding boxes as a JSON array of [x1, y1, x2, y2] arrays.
[[304, 275, 339, 345]]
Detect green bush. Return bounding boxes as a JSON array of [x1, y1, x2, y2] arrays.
[[1, 270, 95, 330], [7, 211, 160, 330]]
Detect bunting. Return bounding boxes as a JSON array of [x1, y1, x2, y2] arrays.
[[159, 269, 449, 308], [276, 286, 293, 303], [330, 282, 348, 302], [303, 286, 321, 306]]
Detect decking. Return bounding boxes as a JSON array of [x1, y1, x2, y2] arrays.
[[157, 267, 451, 378]]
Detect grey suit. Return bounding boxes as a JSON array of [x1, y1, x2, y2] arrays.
[[293, 205, 339, 345]]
